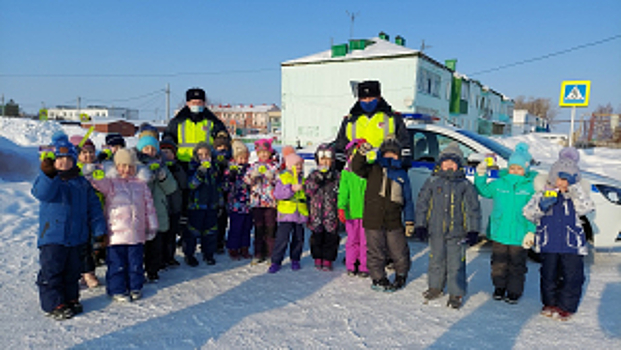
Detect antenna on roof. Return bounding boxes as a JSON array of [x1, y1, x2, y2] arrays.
[[346, 11, 360, 39], [420, 39, 432, 52]]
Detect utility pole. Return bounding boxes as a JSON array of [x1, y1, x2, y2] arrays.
[[77, 96, 81, 121], [165, 83, 170, 122], [1, 94, 4, 118]]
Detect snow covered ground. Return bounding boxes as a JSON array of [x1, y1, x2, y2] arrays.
[[1, 117, 620, 349]]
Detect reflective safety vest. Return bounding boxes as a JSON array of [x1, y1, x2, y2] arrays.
[[345, 112, 395, 148], [177, 119, 213, 162], [276, 171, 308, 216]]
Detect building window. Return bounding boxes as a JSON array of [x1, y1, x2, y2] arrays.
[[417, 68, 441, 98]]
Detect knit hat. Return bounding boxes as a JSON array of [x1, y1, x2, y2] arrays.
[[114, 148, 138, 166], [358, 81, 381, 99], [285, 153, 302, 169], [136, 135, 160, 152], [105, 133, 126, 148], [51, 131, 78, 161], [160, 138, 177, 153], [186, 88, 206, 101], [254, 138, 274, 154], [281, 145, 295, 158], [437, 141, 464, 166], [508, 142, 532, 171], [379, 136, 401, 158], [231, 140, 249, 158], [548, 147, 581, 184], [213, 131, 231, 149], [69, 135, 95, 152], [314, 143, 334, 164], [137, 123, 159, 140]]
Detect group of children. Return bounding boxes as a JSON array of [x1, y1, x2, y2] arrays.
[[32, 128, 594, 322]]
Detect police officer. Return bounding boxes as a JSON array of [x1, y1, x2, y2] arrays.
[[163, 87, 231, 167], [334, 81, 412, 170]]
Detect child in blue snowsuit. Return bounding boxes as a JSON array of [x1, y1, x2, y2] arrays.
[[523, 147, 595, 321], [184, 142, 222, 266], [31, 132, 106, 320]]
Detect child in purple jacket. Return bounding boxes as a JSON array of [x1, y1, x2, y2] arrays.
[[268, 152, 308, 273]]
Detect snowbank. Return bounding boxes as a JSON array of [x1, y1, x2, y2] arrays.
[[496, 133, 621, 182], [0, 136, 39, 181]]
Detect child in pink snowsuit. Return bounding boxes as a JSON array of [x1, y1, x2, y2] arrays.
[[338, 141, 369, 277]]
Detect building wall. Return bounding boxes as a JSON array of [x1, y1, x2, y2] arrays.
[[282, 56, 420, 146]]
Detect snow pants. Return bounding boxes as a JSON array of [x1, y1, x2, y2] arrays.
[[80, 237, 96, 273], [345, 219, 367, 273], [144, 231, 163, 275], [428, 235, 466, 296], [491, 241, 527, 296], [217, 205, 228, 251], [106, 244, 145, 296], [540, 252, 584, 313], [310, 228, 340, 262], [37, 244, 83, 313], [252, 208, 276, 259], [161, 212, 181, 263], [272, 222, 305, 265], [227, 212, 252, 250], [366, 228, 411, 281], [185, 209, 218, 260]]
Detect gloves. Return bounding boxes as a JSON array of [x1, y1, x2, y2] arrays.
[[414, 227, 428, 241], [405, 222, 415, 237], [358, 142, 373, 156], [522, 232, 535, 249], [97, 148, 112, 162], [338, 209, 346, 224], [476, 161, 488, 176], [40, 158, 57, 178], [466, 231, 479, 246], [539, 191, 558, 212]]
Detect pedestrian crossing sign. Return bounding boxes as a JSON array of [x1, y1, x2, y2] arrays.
[[559, 80, 590, 107]]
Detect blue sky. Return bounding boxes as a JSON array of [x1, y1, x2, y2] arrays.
[[1, 0, 620, 126]]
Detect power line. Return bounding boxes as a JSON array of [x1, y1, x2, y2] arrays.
[[470, 34, 621, 76]]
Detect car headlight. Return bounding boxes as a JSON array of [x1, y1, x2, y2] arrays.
[[594, 184, 621, 205]]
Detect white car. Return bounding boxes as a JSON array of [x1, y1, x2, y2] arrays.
[[405, 123, 621, 250]]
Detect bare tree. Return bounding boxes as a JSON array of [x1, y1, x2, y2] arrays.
[[593, 103, 614, 115], [514, 96, 559, 124]]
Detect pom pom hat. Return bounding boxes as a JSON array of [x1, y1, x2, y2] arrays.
[[548, 147, 581, 184], [114, 148, 139, 167], [231, 140, 249, 158], [136, 136, 160, 152], [508, 142, 532, 171], [51, 131, 78, 161], [254, 138, 274, 154]]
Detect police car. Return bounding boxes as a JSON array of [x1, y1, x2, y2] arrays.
[[405, 122, 621, 250]]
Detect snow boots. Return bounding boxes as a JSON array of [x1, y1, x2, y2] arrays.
[[447, 295, 463, 309], [423, 288, 444, 301], [371, 278, 394, 292], [493, 287, 506, 301]]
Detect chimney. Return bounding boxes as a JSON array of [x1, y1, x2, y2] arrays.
[[395, 35, 405, 46], [379, 31, 389, 41]]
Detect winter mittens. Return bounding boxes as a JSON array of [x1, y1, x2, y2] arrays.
[[414, 227, 428, 241], [40, 158, 57, 178], [539, 191, 558, 212], [466, 231, 479, 246]]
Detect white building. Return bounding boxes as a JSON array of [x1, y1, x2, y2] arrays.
[[209, 104, 280, 136], [512, 109, 546, 135], [281, 34, 514, 146], [281, 36, 454, 146], [47, 106, 139, 121]]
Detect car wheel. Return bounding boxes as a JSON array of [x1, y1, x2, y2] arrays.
[[580, 215, 594, 243]]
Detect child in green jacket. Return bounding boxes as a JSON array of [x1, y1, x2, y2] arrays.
[[337, 141, 368, 277], [474, 142, 536, 304]]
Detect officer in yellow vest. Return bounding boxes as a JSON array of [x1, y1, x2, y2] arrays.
[[334, 81, 412, 170], [163, 88, 231, 166]]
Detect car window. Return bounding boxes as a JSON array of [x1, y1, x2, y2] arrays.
[[410, 129, 475, 163]]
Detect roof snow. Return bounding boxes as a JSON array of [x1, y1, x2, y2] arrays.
[[282, 37, 419, 65]]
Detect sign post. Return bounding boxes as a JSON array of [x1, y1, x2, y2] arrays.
[[559, 80, 590, 147]]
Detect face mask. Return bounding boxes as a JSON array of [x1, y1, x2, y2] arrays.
[[189, 105, 204, 114], [360, 99, 378, 113]]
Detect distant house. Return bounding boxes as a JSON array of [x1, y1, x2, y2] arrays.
[[81, 119, 138, 137], [48, 105, 139, 121], [512, 109, 548, 135], [209, 104, 280, 136]]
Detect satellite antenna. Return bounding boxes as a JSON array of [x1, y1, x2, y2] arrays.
[[346, 11, 360, 38], [420, 39, 432, 52]]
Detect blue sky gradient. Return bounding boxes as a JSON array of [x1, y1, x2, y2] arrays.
[[1, 0, 620, 126]]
